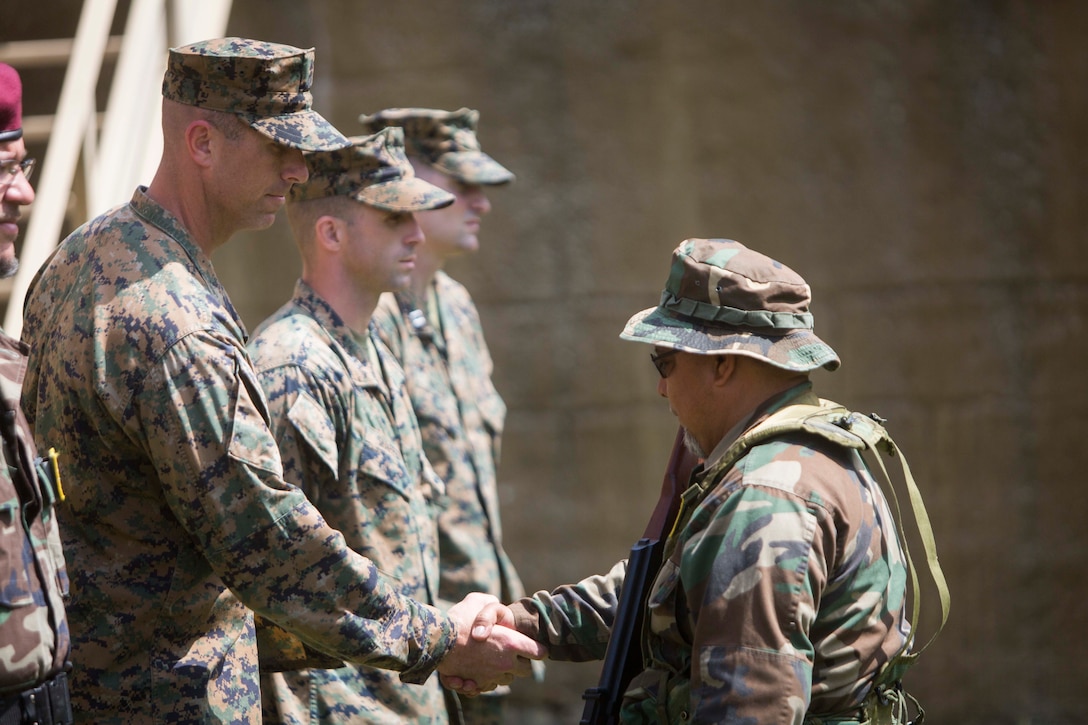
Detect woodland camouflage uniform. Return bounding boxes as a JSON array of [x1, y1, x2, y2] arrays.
[[0, 60, 72, 725], [510, 239, 919, 724]]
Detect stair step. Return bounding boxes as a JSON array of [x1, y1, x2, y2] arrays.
[[0, 36, 124, 67]]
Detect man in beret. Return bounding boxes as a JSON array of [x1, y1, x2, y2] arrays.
[[461, 238, 941, 723], [19, 39, 542, 724], [0, 62, 73, 725], [359, 107, 527, 725], [248, 128, 461, 723]]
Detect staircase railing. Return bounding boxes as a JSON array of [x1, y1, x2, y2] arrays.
[[2, 0, 233, 336]]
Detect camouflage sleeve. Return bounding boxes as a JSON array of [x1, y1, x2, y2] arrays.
[[509, 559, 627, 662], [137, 331, 455, 682], [255, 360, 345, 506], [676, 466, 827, 722], [250, 360, 352, 671]]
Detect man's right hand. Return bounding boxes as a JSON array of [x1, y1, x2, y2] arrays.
[[437, 592, 547, 696]]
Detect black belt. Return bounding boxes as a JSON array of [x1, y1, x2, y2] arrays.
[[0, 672, 72, 725]]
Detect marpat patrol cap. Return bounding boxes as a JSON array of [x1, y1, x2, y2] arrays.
[[358, 107, 514, 185], [0, 63, 23, 142], [162, 37, 348, 152], [621, 238, 841, 372], [289, 127, 455, 212]]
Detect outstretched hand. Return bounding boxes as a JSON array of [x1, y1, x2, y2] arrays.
[[437, 592, 547, 696]]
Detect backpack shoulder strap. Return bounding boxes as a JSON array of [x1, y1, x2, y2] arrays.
[[830, 407, 951, 678], [704, 399, 950, 678]]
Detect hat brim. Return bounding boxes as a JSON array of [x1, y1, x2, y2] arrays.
[[356, 177, 456, 212], [434, 151, 515, 185], [620, 306, 841, 372], [246, 110, 350, 152]]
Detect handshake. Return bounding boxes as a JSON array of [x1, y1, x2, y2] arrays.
[[436, 592, 547, 696]]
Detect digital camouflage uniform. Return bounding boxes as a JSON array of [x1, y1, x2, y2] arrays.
[[19, 40, 461, 724], [371, 274, 521, 605], [0, 331, 70, 695], [362, 109, 523, 609], [249, 282, 450, 724], [20, 187, 460, 722], [247, 129, 457, 724], [360, 108, 528, 724]]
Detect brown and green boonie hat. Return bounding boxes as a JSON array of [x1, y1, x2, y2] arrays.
[[621, 238, 840, 372], [357, 107, 514, 185], [162, 37, 348, 152], [288, 127, 455, 212]]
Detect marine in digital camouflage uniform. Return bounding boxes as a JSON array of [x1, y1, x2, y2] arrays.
[[507, 239, 915, 724], [359, 108, 529, 723], [248, 129, 458, 724], [19, 39, 542, 725], [0, 63, 73, 725]]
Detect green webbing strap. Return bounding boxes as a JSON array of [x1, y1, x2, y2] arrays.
[[838, 409, 951, 671], [706, 400, 950, 681]]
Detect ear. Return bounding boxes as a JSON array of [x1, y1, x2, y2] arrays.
[[185, 120, 215, 169], [314, 215, 342, 253], [711, 354, 736, 387]]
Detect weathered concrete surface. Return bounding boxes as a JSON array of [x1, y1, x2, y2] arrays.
[[219, 2, 1085, 722]]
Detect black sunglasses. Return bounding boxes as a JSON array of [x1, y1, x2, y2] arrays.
[[650, 349, 679, 378]]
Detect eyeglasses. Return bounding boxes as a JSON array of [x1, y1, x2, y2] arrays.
[[0, 158, 35, 191], [650, 349, 679, 378]]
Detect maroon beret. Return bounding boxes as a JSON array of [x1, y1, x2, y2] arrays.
[[0, 63, 23, 142]]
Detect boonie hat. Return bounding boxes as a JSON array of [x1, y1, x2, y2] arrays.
[[621, 238, 840, 372], [0, 63, 23, 142], [162, 37, 348, 152], [358, 107, 514, 185], [289, 127, 455, 212]]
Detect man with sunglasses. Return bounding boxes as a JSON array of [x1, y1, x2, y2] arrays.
[[459, 238, 936, 724], [0, 62, 73, 725]]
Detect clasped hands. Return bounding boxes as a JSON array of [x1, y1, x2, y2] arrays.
[[437, 592, 546, 696]]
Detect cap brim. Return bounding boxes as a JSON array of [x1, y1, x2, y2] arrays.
[[247, 110, 351, 152], [435, 151, 515, 185], [620, 307, 841, 372], [357, 177, 456, 212]]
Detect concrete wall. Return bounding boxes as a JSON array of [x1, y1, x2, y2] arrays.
[[202, 1, 1086, 722]]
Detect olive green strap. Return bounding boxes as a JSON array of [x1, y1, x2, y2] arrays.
[[694, 400, 949, 671], [838, 411, 951, 669]]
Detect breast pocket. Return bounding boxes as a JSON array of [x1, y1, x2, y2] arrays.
[[356, 433, 414, 501], [412, 371, 462, 436], [350, 436, 429, 588], [0, 498, 34, 607]]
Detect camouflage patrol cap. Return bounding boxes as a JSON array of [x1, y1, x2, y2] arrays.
[[289, 127, 455, 212], [621, 238, 840, 372], [162, 37, 348, 152], [358, 107, 514, 185]]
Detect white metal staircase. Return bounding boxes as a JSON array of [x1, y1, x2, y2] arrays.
[[0, 0, 233, 336]]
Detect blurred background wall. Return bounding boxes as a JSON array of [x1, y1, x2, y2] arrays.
[[8, 1, 1088, 722]]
